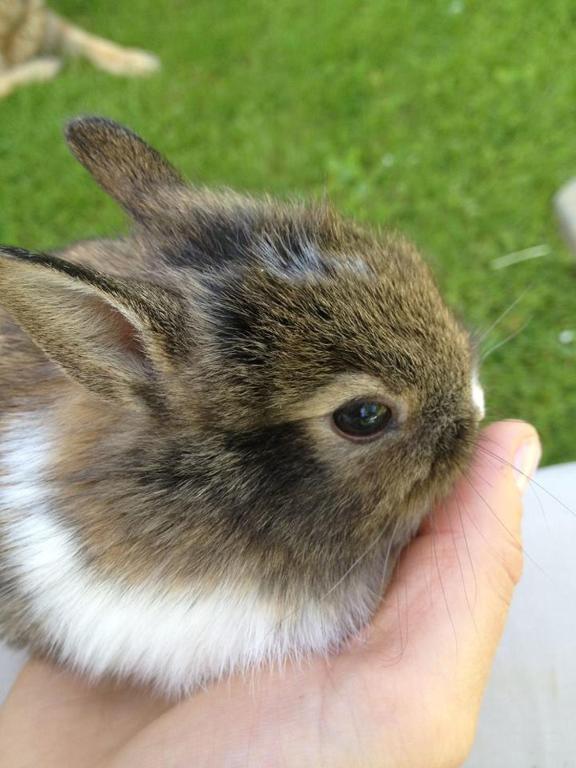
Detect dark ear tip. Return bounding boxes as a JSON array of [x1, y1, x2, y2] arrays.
[[63, 116, 185, 203], [66, 115, 109, 136], [65, 116, 135, 148]]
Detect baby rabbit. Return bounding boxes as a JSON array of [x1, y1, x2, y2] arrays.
[[0, 0, 159, 99], [0, 118, 484, 698]]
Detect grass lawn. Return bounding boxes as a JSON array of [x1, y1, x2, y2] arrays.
[[1, 0, 575, 464]]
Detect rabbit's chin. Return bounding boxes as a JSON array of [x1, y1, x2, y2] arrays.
[[0, 413, 406, 700]]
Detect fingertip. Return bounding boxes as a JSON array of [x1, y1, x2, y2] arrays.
[[480, 419, 539, 449], [476, 420, 541, 495], [512, 434, 542, 494]]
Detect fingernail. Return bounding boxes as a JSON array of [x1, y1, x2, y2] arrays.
[[513, 436, 542, 493]]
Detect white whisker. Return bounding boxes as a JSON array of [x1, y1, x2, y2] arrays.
[[481, 318, 531, 360], [476, 288, 531, 346]]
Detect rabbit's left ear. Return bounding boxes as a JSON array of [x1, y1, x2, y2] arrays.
[[65, 116, 185, 225], [0, 246, 189, 408]]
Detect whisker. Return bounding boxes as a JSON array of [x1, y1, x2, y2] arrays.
[[475, 287, 532, 347], [430, 513, 459, 648], [526, 468, 551, 532], [318, 514, 403, 603], [476, 444, 576, 519], [481, 317, 532, 361], [466, 462, 496, 491], [454, 486, 478, 628], [460, 471, 545, 575], [465, 457, 549, 545], [398, 558, 409, 660], [465, 459, 563, 588], [367, 552, 408, 667], [456, 481, 500, 548], [255, 514, 407, 654], [385, 549, 409, 665]]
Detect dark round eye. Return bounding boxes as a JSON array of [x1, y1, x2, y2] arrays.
[[332, 399, 392, 440]]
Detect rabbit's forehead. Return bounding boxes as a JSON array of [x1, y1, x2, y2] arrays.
[[205, 259, 474, 416], [258, 275, 471, 379]]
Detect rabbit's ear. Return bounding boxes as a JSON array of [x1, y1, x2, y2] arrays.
[[65, 116, 185, 224], [0, 246, 189, 408]]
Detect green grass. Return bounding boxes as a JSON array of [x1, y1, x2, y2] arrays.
[[1, 0, 575, 464]]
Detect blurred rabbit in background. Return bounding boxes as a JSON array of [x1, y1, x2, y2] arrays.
[[0, 0, 159, 98]]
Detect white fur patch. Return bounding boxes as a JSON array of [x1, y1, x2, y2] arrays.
[[0, 416, 365, 697], [472, 374, 485, 419]]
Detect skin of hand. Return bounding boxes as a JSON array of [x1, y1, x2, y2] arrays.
[[0, 420, 541, 768]]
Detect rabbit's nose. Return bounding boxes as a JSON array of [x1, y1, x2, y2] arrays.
[[432, 416, 476, 461]]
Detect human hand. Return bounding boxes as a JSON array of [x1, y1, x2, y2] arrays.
[[0, 420, 540, 768]]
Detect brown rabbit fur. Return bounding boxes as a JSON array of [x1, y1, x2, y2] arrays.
[[0, 118, 483, 697]]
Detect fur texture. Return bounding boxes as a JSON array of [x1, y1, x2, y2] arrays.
[[0, 117, 482, 697]]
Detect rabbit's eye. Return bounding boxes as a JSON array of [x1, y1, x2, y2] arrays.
[[332, 399, 392, 441]]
